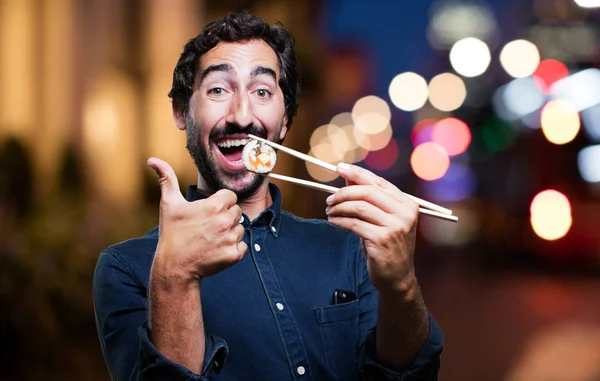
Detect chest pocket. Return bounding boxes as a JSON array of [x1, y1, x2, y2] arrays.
[[314, 299, 360, 380]]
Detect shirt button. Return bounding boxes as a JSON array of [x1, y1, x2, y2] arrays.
[[254, 243, 261, 252], [270, 226, 276, 233], [239, 216, 244, 224], [276, 303, 284, 311], [297, 366, 305, 375]]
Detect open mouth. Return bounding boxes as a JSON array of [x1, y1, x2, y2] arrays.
[[214, 137, 250, 170]]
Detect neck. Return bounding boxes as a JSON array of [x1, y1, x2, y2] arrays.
[[197, 172, 272, 221]]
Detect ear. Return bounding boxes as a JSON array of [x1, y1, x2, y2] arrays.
[[172, 102, 187, 131], [279, 116, 289, 141]]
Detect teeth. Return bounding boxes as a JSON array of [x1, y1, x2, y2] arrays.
[[216, 138, 249, 148]]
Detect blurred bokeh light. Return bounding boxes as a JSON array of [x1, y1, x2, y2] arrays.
[[431, 117, 471, 156], [582, 104, 600, 141], [354, 123, 393, 151], [540, 99, 581, 145], [578, 145, 600, 183], [410, 142, 450, 181], [495, 76, 546, 123], [351, 95, 392, 134], [573, 0, 600, 8], [421, 162, 476, 202], [306, 148, 339, 183], [427, 1, 498, 48], [412, 118, 437, 146], [364, 138, 399, 171], [530, 190, 572, 241], [500, 39, 541, 78], [533, 59, 569, 94], [449, 37, 491, 77], [550, 68, 600, 112], [388, 72, 429, 112], [428, 73, 467, 112]]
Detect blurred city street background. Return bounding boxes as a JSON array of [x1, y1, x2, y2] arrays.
[[1, 0, 600, 380]]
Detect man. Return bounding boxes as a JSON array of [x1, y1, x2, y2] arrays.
[[93, 12, 443, 381]]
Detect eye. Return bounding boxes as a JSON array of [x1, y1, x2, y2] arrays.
[[255, 89, 272, 99], [208, 87, 225, 96]]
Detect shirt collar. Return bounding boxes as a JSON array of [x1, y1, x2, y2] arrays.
[[185, 183, 282, 237]]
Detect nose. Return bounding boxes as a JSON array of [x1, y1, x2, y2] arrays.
[[225, 91, 254, 128]]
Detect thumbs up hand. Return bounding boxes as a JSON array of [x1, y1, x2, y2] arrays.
[[147, 157, 248, 286]]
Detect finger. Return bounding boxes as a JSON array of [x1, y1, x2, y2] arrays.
[[237, 241, 248, 257], [227, 205, 243, 228], [326, 200, 395, 227], [232, 222, 245, 240], [327, 215, 380, 242], [337, 162, 389, 187], [328, 185, 398, 213], [337, 163, 398, 199], [336, 162, 407, 201], [205, 189, 238, 212], [147, 157, 185, 204], [231, 224, 248, 258]]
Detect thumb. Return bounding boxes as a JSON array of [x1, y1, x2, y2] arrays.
[[147, 157, 185, 204]]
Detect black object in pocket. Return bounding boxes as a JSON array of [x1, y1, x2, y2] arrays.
[[314, 299, 360, 379]]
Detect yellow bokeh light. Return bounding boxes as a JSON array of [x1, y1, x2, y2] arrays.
[[389, 72, 429, 112], [309, 124, 331, 149], [540, 99, 581, 145], [329, 112, 354, 128], [326, 114, 365, 163], [354, 123, 393, 151], [326, 124, 351, 161], [500, 39, 540, 78], [306, 148, 339, 182], [530, 190, 572, 240], [449, 37, 491, 77], [351, 95, 391, 135], [340, 124, 360, 150], [340, 124, 366, 163], [311, 141, 342, 163], [428, 73, 467, 112], [309, 124, 349, 162], [410, 142, 450, 181]]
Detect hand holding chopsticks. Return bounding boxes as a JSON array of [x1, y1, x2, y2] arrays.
[[247, 134, 457, 223]]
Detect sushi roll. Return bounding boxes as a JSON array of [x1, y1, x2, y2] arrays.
[[242, 139, 277, 174]]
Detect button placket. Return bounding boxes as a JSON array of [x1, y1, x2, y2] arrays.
[[247, 227, 312, 381]]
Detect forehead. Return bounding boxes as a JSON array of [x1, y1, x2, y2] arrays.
[[199, 40, 280, 78]]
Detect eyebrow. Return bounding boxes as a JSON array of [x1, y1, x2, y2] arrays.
[[250, 66, 277, 82], [199, 64, 277, 84], [199, 63, 234, 83]]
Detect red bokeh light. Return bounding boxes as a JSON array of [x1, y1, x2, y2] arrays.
[[533, 59, 569, 94], [364, 138, 399, 171], [431, 117, 471, 156]]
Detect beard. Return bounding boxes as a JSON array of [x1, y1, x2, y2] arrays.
[[185, 115, 284, 200]]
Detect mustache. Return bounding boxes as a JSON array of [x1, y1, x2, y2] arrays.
[[209, 123, 267, 140]]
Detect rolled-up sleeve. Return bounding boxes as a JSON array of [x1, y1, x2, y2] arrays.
[[358, 312, 444, 381], [93, 249, 228, 380]]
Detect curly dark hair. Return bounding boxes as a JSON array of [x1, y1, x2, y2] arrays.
[[168, 12, 301, 128]]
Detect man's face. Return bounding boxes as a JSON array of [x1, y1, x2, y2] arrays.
[[182, 40, 288, 199]]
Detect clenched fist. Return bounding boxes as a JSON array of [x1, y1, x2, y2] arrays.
[[148, 157, 248, 287]]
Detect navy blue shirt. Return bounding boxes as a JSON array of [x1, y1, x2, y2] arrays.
[[93, 184, 443, 380]]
